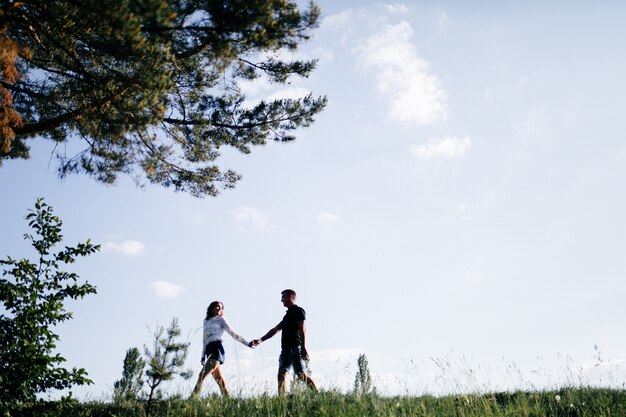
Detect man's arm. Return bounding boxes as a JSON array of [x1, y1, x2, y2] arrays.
[[298, 320, 309, 360], [251, 323, 282, 346]]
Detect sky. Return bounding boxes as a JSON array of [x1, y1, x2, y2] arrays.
[[1, 0, 625, 399]]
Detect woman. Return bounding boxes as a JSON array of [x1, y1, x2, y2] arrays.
[[192, 300, 252, 397]]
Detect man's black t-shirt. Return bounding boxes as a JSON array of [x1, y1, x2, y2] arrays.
[[279, 305, 306, 349]]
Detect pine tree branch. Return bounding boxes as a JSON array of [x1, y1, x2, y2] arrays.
[[14, 89, 128, 135]]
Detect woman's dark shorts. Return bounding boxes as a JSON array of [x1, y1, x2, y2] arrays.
[[204, 341, 226, 364]]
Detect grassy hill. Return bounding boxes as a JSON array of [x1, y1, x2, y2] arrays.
[[5, 387, 625, 417]]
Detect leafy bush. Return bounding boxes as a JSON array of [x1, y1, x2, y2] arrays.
[[0, 198, 99, 404]]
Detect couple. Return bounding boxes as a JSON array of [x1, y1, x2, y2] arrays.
[[192, 289, 318, 397]]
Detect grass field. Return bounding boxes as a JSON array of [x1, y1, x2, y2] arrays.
[[5, 387, 625, 417]]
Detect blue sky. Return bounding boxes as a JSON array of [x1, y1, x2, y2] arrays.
[[2, 1, 625, 398]]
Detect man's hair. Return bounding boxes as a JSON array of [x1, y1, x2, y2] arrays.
[[281, 289, 296, 298]]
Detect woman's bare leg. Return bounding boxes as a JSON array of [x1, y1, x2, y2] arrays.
[[211, 364, 230, 397], [192, 359, 219, 396]]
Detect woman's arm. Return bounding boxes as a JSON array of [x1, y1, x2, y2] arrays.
[[221, 317, 249, 346]]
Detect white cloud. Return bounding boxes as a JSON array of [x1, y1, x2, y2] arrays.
[[437, 11, 451, 29], [356, 21, 447, 125], [150, 281, 184, 299], [233, 206, 272, 232], [410, 136, 471, 160], [240, 79, 313, 110], [321, 8, 364, 33], [318, 211, 339, 225], [313, 46, 335, 64], [102, 240, 145, 256], [383, 4, 410, 14], [239, 77, 272, 100], [318, 211, 342, 238], [237, 45, 327, 107], [267, 87, 311, 101], [455, 190, 497, 220]]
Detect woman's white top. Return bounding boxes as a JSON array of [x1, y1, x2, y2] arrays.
[[202, 316, 249, 347]]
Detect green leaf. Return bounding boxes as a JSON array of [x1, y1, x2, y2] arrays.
[[0, 198, 99, 403]]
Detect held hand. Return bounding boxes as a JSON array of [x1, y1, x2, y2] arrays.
[[248, 340, 256, 348]]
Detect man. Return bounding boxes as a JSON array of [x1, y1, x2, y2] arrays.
[[252, 289, 318, 394]]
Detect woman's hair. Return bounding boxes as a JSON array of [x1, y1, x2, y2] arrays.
[[206, 301, 223, 319]]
